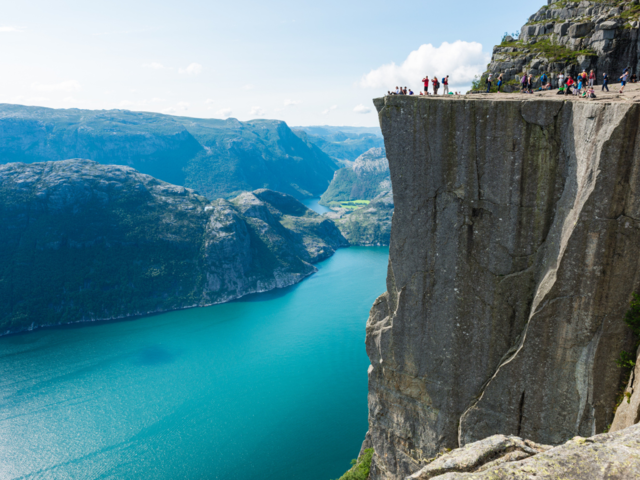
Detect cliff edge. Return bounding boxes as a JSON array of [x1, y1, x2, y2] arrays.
[[365, 92, 640, 479]]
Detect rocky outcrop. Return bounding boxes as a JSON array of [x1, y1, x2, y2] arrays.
[[610, 345, 640, 432], [366, 94, 640, 479], [320, 147, 390, 205], [484, 0, 640, 90], [330, 190, 393, 246], [0, 159, 346, 335], [406, 424, 640, 479]]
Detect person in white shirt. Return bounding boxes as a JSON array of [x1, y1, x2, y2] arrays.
[[557, 72, 565, 90]]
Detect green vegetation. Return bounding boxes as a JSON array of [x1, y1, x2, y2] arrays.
[[329, 200, 370, 211], [613, 293, 640, 414], [0, 105, 339, 201], [526, 39, 597, 64], [331, 448, 373, 480]]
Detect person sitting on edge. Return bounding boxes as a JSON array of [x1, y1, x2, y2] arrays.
[[408, 89, 414, 95], [632, 73, 637, 83], [395, 86, 400, 94], [587, 86, 596, 99], [422, 76, 429, 94], [564, 76, 574, 95], [620, 69, 629, 93]]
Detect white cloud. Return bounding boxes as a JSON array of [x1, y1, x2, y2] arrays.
[[249, 106, 265, 117], [179, 63, 203, 75], [204, 99, 215, 105], [119, 100, 135, 108], [162, 107, 177, 114], [284, 99, 301, 106], [0, 26, 24, 33], [353, 104, 371, 114], [142, 62, 167, 70], [151, 97, 165, 102], [322, 105, 338, 114], [32, 80, 81, 92], [215, 108, 233, 118], [359, 41, 489, 88], [177, 101, 189, 110], [63, 97, 81, 104], [26, 96, 49, 103]]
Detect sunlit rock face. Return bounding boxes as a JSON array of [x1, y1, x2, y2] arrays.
[[365, 95, 640, 479]]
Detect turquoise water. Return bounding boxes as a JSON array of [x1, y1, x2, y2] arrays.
[[0, 247, 388, 480], [301, 198, 332, 214]]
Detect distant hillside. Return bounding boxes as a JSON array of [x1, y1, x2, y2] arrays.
[[292, 126, 384, 163], [329, 190, 393, 247], [320, 147, 390, 205], [0, 159, 347, 334], [0, 104, 338, 200]]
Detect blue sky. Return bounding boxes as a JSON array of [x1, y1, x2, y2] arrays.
[[1, 0, 536, 126]]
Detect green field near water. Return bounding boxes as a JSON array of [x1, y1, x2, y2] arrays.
[[329, 200, 370, 211]]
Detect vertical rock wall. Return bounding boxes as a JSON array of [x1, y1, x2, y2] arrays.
[[366, 95, 640, 479]]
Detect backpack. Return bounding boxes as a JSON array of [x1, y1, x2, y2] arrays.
[[442, 78, 446, 84]]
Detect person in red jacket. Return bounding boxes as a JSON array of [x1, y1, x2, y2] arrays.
[[422, 76, 430, 95], [432, 77, 439, 95], [443, 75, 449, 95]]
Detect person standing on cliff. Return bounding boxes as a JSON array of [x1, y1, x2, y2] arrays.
[[432, 77, 439, 95], [520, 73, 528, 93], [497, 73, 504, 92], [602, 72, 609, 92], [443, 76, 450, 95], [589, 70, 595, 87], [486, 73, 493, 93], [558, 72, 565, 90], [422, 76, 429, 95], [620, 69, 629, 93]]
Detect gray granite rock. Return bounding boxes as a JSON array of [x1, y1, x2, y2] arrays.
[[366, 95, 640, 479]]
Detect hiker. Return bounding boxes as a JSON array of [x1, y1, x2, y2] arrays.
[[422, 76, 429, 94], [497, 73, 503, 92], [527, 74, 534, 93], [443, 75, 449, 95], [587, 86, 596, 99], [520, 73, 528, 92], [486, 73, 493, 93], [432, 76, 439, 95], [633, 73, 638, 83], [588, 70, 595, 87], [620, 69, 629, 93], [581, 70, 588, 85], [557, 72, 565, 90], [408, 89, 414, 95], [540, 72, 548, 88], [602, 72, 609, 92], [577, 75, 583, 95]]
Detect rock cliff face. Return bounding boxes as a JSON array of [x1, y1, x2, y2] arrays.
[[0, 159, 346, 335], [485, 0, 640, 90], [365, 95, 640, 479]]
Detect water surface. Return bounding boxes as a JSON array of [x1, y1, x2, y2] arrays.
[[302, 198, 332, 215], [0, 247, 388, 480]]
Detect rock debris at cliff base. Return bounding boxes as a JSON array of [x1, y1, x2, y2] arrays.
[[365, 93, 640, 479]]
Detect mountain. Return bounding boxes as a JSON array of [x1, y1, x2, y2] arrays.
[[329, 190, 393, 247], [0, 159, 346, 335], [320, 147, 390, 205], [292, 126, 384, 163], [479, 0, 640, 91], [0, 104, 338, 200]]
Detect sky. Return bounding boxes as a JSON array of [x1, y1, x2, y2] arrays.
[[1, 0, 536, 127]]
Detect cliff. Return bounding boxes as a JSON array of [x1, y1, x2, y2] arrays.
[[484, 0, 640, 90], [365, 92, 640, 479], [0, 160, 347, 335]]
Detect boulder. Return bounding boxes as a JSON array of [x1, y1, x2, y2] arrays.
[[568, 22, 594, 38]]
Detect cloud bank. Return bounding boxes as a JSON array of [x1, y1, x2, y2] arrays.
[[0, 26, 24, 33], [353, 104, 371, 114], [360, 41, 489, 88], [31, 80, 81, 92], [179, 63, 203, 75]]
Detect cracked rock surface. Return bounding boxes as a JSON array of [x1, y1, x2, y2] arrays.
[[406, 424, 640, 479], [366, 95, 640, 479]]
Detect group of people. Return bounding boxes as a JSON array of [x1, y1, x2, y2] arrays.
[[486, 67, 634, 98], [387, 75, 462, 96]]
